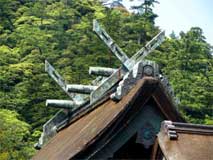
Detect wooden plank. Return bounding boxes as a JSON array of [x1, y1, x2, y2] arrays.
[[45, 60, 87, 103], [75, 78, 160, 159], [93, 20, 129, 66], [90, 68, 123, 103], [45, 60, 68, 96], [130, 30, 165, 63], [32, 77, 156, 160]]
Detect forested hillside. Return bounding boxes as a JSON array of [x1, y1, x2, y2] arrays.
[[0, 0, 212, 159]]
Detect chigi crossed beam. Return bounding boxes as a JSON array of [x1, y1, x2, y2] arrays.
[[91, 20, 165, 103], [93, 19, 165, 70], [45, 19, 165, 110], [35, 20, 165, 148]]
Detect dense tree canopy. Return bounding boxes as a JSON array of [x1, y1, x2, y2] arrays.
[[0, 0, 212, 158], [0, 109, 34, 159], [149, 27, 213, 124]]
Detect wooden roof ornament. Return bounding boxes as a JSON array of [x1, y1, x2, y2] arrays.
[[33, 20, 184, 159], [152, 120, 213, 160]]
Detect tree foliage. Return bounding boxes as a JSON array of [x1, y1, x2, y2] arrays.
[[0, 109, 34, 160], [149, 27, 213, 124]]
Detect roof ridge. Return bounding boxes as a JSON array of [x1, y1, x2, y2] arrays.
[[161, 120, 213, 140]]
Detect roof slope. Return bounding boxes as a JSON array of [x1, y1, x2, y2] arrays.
[[157, 121, 213, 160], [33, 77, 183, 160]]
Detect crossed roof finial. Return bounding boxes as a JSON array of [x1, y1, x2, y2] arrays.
[[45, 19, 165, 107], [36, 19, 166, 149], [93, 19, 165, 70]]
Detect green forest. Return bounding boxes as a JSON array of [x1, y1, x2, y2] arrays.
[[0, 0, 212, 159]]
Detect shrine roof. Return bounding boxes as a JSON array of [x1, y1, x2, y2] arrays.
[[156, 121, 213, 160], [33, 77, 184, 160]]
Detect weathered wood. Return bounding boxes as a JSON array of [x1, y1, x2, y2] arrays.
[[45, 60, 87, 103], [75, 78, 162, 159], [46, 99, 82, 109], [66, 84, 98, 94], [91, 20, 165, 104], [34, 110, 68, 149], [37, 20, 167, 155], [90, 68, 123, 103], [93, 19, 131, 68], [89, 67, 117, 77], [45, 60, 68, 96], [162, 121, 213, 136], [157, 121, 213, 160], [33, 78, 185, 160], [130, 30, 165, 64], [89, 105, 164, 159]]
